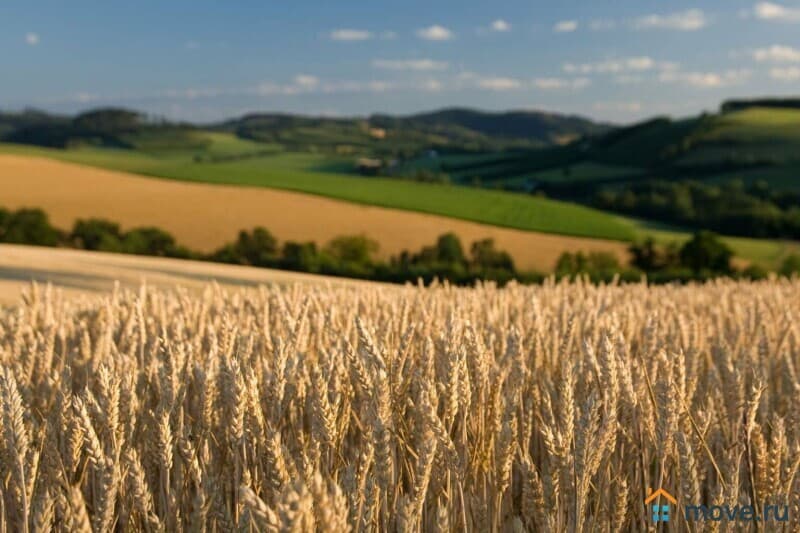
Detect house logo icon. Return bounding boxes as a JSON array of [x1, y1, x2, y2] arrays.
[[645, 487, 677, 522]]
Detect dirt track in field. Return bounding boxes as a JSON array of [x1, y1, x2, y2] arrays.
[[0, 154, 629, 271]]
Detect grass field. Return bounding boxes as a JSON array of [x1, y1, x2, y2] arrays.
[[404, 107, 800, 191], [1, 277, 799, 530], [693, 107, 800, 147]]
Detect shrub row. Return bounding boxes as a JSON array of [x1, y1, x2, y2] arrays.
[[2, 205, 799, 285]]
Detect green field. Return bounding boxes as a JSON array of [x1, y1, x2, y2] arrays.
[[2, 136, 797, 267], [692, 107, 800, 146], [618, 219, 799, 267], [402, 107, 800, 192]]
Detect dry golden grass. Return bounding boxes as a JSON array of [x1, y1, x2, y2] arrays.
[[0, 154, 629, 271], [1, 278, 799, 531], [0, 243, 374, 304]]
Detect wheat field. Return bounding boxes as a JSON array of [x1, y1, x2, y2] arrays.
[[0, 279, 799, 531]]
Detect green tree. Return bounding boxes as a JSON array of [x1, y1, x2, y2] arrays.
[[234, 228, 279, 266], [780, 254, 800, 276], [470, 238, 514, 271], [435, 233, 466, 265], [628, 237, 665, 271], [679, 231, 733, 274], [0, 208, 62, 246], [325, 235, 379, 265], [281, 241, 321, 272], [71, 218, 123, 251], [121, 227, 180, 257]]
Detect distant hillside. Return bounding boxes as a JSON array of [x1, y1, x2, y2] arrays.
[[721, 98, 800, 112], [217, 107, 610, 154], [0, 105, 610, 156], [420, 101, 800, 190], [0, 108, 205, 150], [388, 107, 611, 144]]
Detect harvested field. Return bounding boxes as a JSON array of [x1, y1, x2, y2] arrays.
[[0, 244, 369, 304], [0, 278, 798, 530], [0, 154, 629, 271]]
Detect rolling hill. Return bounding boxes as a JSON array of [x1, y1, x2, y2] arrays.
[[2, 100, 799, 270], [370, 107, 610, 144], [415, 100, 800, 192], [1, 106, 610, 157]]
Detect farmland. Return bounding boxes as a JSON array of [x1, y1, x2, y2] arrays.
[[2, 143, 798, 270], [0, 243, 373, 303], [412, 106, 800, 191], [0, 276, 798, 530], [0, 154, 633, 272], [0, 142, 635, 242], [2, 102, 800, 271]]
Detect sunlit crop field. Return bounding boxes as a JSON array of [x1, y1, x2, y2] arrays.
[[1, 279, 799, 531]]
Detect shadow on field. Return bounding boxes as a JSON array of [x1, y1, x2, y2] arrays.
[[120, 264, 266, 287], [0, 266, 112, 292]]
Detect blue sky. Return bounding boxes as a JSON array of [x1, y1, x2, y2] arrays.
[[3, 0, 800, 123]]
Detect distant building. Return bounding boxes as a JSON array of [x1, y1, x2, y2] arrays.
[[368, 128, 387, 139], [336, 145, 356, 155], [356, 158, 383, 176]]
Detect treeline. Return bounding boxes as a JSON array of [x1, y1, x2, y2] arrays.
[[594, 179, 800, 239], [3, 108, 196, 149], [721, 98, 800, 112], [553, 230, 797, 283], [0, 206, 537, 285], [3, 205, 800, 285], [210, 229, 542, 285]]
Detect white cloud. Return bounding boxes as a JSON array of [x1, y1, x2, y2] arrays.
[[490, 19, 511, 32], [455, 72, 587, 92], [294, 75, 319, 88], [254, 75, 323, 96], [633, 9, 708, 31], [477, 77, 523, 91], [754, 2, 800, 22], [419, 79, 444, 91], [770, 66, 800, 80], [614, 74, 646, 85], [417, 25, 454, 41], [73, 92, 99, 103], [372, 59, 449, 71], [366, 81, 394, 93], [533, 77, 591, 90], [329, 29, 372, 41], [752, 45, 800, 62], [553, 20, 578, 33], [47, 76, 454, 107], [589, 19, 617, 31], [380, 31, 397, 40], [25, 32, 39, 45], [563, 56, 679, 75], [659, 69, 751, 88], [318, 78, 449, 94]]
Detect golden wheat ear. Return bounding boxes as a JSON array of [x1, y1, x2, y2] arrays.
[[0, 279, 793, 530]]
